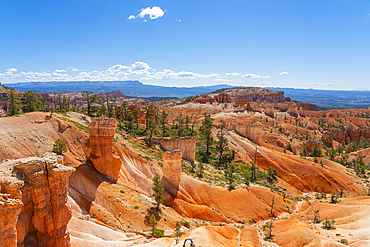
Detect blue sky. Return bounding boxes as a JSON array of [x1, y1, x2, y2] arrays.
[[0, 0, 370, 90]]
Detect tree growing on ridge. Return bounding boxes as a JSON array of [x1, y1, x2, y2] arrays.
[[216, 119, 228, 167], [21, 90, 40, 113], [152, 174, 164, 212], [82, 91, 101, 116], [6, 88, 21, 116], [200, 113, 213, 159], [52, 139, 68, 155]]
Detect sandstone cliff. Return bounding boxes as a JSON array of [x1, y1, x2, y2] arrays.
[[0, 153, 75, 247], [88, 118, 121, 180], [162, 150, 182, 188], [149, 137, 196, 161]]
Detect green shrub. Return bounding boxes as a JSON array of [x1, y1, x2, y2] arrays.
[[153, 228, 164, 237], [52, 139, 68, 155]]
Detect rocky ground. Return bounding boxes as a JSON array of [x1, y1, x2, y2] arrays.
[[1, 97, 370, 246]]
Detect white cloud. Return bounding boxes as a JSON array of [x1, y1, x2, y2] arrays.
[[241, 73, 270, 79], [128, 6, 164, 21], [297, 82, 339, 88], [279, 72, 288, 75], [6, 68, 17, 73], [260, 81, 272, 84], [175, 19, 181, 22], [225, 72, 241, 76], [0, 63, 259, 85], [138, 6, 164, 19]]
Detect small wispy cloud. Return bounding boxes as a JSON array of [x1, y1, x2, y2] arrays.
[[241, 74, 270, 79], [175, 19, 181, 22], [55, 69, 66, 73], [225, 72, 241, 77], [128, 6, 165, 20], [279, 72, 288, 75]]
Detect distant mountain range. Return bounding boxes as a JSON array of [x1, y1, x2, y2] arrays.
[[4, 80, 232, 98], [3, 81, 370, 109], [268, 87, 370, 110]]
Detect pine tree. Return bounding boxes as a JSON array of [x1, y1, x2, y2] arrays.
[[52, 139, 68, 155], [174, 222, 182, 244], [149, 214, 157, 235], [152, 174, 164, 212], [82, 91, 101, 116], [21, 90, 40, 113], [6, 88, 21, 116], [200, 113, 213, 158], [217, 119, 228, 167], [160, 110, 168, 137]]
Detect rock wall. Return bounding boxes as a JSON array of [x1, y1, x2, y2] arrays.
[[296, 102, 319, 111], [323, 127, 370, 144], [88, 118, 121, 180], [0, 153, 75, 247], [303, 139, 321, 152], [214, 93, 232, 103], [149, 137, 196, 161], [162, 150, 182, 187], [0, 194, 23, 247], [234, 124, 261, 143]]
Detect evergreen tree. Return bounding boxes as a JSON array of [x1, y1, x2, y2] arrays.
[[175, 113, 184, 137], [146, 117, 157, 146], [149, 214, 157, 235], [152, 174, 164, 212], [40, 95, 49, 112], [200, 113, 213, 158], [160, 110, 168, 137], [21, 90, 40, 113], [310, 146, 322, 157], [217, 119, 228, 167], [132, 107, 141, 130], [52, 139, 68, 155], [120, 100, 128, 120], [98, 105, 108, 117], [6, 88, 21, 116], [82, 91, 101, 116], [174, 222, 182, 244]]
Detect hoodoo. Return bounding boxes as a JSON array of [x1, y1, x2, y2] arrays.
[[162, 150, 182, 188], [88, 118, 122, 180], [0, 153, 74, 247]]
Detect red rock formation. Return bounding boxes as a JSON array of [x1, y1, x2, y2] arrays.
[[0, 153, 75, 247], [287, 105, 299, 117], [321, 133, 333, 147], [0, 101, 8, 111], [213, 92, 232, 103], [230, 87, 291, 103], [303, 139, 321, 152], [233, 100, 248, 107], [296, 102, 319, 111], [162, 150, 182, 187], [88, 118, 121, 180], [0, 194, 23, 246], [149, 137, 196, 161]]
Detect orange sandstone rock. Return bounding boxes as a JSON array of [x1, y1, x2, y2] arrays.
[[0, 194, 23, 247], [150, 137, 196, 161], [162, 150, 182, 187], [0, 153, 75, 247], [88, 118, 121, 180]]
